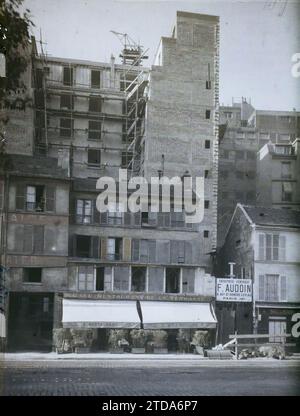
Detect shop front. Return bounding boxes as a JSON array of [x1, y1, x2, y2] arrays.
[[56, 298, 218, 353]]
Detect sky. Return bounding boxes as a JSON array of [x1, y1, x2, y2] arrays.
[[22, 0, 300, 111]]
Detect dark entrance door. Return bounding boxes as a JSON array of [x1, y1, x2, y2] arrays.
[[167, 329, 178, 352], [96, 329, 108, 351], [7, 292, 54, 352]]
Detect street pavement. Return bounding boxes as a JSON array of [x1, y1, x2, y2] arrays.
[[1, 354, 300, 396]]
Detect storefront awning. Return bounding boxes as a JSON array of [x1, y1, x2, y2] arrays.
[[62, 299, 217, 329], [62, 299, 141, 329]]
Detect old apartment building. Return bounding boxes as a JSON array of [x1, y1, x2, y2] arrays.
[[257, 139, 300, 210], [218, 99, 300, 246], [216, 204, 300, 349], [0, 11, 220, 352]]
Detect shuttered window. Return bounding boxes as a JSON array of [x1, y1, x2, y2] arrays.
[[259, 274, 283, 302], [131, 239, 156, 263], [280, 276, 287, 301], [182, 268, 195, 293], [258, 233, 285, 261], [113, 266, 130, 291], [78, 266, 94, 291]]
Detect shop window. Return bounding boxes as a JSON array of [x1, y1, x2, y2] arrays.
[[165, 268, 180, 294], [23, 268, 42, 283], [131, 267, 146, 292]]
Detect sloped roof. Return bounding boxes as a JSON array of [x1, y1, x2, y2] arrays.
[[242, 205, 300, 228]]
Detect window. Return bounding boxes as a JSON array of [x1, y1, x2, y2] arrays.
[[113, 266, 129, 291], [88, 121, 101, 140], [204, 200, 210, 209], [74, 235, 100, 258], [60, 118, 72, 138], [258, 233, 286, 261], [108, 203, 123, 225], [63, 67, 73, 86], [88, 149, 101, 166], [121, 151, 134, 169], [26, 185, 45, 211], [78, 265, 94, 291], [91, 70, 100, 88], [131, 267, 146, 292], [76, 199, 92, 224], [259, 274, 286, 302], [131, 239, 156, 263], [165, 268, 180, 293], [106, 238, 122, 261], [206, 63, 211, 89], [282, 182, 292, 202], [89, 96, 101, 112], [16, 184, 54, 212], [204, 170, 210, 179], [204, 230, 209, 238], [23, 268, 42, 283], [206, 80, 211, 89], [60, 94, 73, 110], [205, 140, 210, 149], [205, 110, 211, 119], [171, 211, 185, 228], [142, 211, 157, 227], [281, 162, 292, 179], [13, 225, 44, 254], [224, 112, 233, 119], [95, 267, 104, 291]]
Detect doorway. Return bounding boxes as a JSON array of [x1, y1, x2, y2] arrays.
[[96, 329, 108, 351]]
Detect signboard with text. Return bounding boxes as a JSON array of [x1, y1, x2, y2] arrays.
[[216, 278, 252, 302]]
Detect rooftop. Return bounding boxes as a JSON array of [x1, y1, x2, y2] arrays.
[[242, 205, 300, 228]]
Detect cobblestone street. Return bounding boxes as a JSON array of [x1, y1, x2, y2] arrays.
[[1, 358, 300, 396]]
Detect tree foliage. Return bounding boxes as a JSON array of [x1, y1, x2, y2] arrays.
[[0, 0, 33, 100]]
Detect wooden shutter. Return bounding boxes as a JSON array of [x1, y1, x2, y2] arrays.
[[156, 240, 170, 264], [93, 200, 100, 224], [14, 225, 24, 252], [16, 183, 25, 210], [124, 212, 131, 226], [259, 275, 265, 301], [148, 240, 156, 263], [45, 186, 55, 212], [170, 241, 178, 263], [100, 211, 108, 225], [23, 225, 33, 253], [33, 225, 44, 254], [279, 236, 286, 261], [100, 238, 107, 259], [90, 236, 100, 259], [185, 241, 193, 264], [131, 239, 140, 262], [280, 276, 287, 301], [258, 234, 265, 260], [123, 238, 131, 261]]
